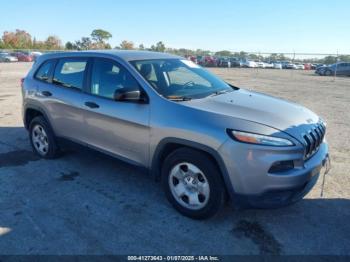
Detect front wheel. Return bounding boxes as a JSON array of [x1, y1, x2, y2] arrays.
[[161, 148, 225, 219], [325, 70, 333, 76]]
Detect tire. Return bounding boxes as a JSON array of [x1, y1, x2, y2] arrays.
[[29, 116, 60, 159], [325, 70, 332, 76], [161, 148, 225, 219]]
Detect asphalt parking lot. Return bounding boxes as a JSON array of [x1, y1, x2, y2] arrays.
[[0, 63, 349, 255]]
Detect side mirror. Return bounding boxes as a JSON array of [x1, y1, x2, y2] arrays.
[[114, 88, 148, 103]]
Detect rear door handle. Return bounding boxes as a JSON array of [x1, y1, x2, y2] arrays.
[[41, 91, 52, 97], [84, 101, 100, 109]]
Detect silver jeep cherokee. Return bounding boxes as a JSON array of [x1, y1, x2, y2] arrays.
[[22, 51, 330, 219]]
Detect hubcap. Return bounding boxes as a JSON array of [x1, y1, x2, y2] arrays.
[[168, 162, 210, 210], [32, 124, 49, 156]]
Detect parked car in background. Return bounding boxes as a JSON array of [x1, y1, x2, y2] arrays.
[[285, 63, 297, 69], [11, 52, 33, 62], [280, 61, 290, 69], [185, 55, 198, 64], [240, 59, 257, 68], [256, 61, 273, 68], [229, 57, 241, 67], [310, 64, 317, 70], [264, 62, 274, 68], [199, 56, 218, 67], [304, 63, 312, 70], [30, 51, 43, 62], [256, 61, 266, 68], [315, 64, 326, 69], [0, 52, 18, 62], [316, 62, 350, 76], [315, 65, 328, 75], [273, 62, 283, 69], [295, 63, 305, 70], [217, 57, 231, 68]]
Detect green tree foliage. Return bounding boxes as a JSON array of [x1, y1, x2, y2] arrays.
[[65, 41, 75, 50], [167, 48, 196, 56], [120, 40, 135, 50], [246, 53, 263, 61], [44, 35, 62, 50], [91, 29, 112, 43], [322, 56, 337, 64], [266, 53, 287, 61], [215, 50, 232, 57], [2, 29, 32, 49], [195, 49, 211, 56], [75, 37, 92, 50], [138, 44, 145, 50], [232, 51, 248, 59], [151, 41, 166, 52], [338, 55, 350, 62]]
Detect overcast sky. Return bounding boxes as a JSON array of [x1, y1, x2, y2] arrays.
[[0, 0, 348, 54]]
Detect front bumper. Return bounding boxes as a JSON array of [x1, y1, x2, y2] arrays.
[[219, 139, 330, 208]]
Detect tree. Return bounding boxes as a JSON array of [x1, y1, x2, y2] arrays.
[[138, 44, 145, 50], [151, 41, 166, 52], [75, 37, 92, 50], [195, 49, 211, 56], [215, 50, 232, 57], [91, 29, 112, 43], [65, 41, 76, 50], [2, 29, 32, 49], [338, 55, 350, 62], [322, 56, 337, 65], [120, 40, 134, 50], [248, 53, 263, 60], [45, 35, 62, 50]]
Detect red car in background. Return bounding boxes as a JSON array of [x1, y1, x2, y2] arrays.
[[10, 52, 33, 62], [304, 63, 312, 70], [198, 55, 218, 67], [185, 55, 198, 64]]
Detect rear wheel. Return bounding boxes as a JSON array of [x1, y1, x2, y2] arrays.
[[29, 116, 60, 159], [161, 148, 225, 219]]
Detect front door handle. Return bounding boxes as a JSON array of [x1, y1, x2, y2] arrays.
[[41, 91, 52, 97], [84, 101, 100, 109]]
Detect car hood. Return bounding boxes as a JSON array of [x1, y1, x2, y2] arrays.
[[185, 89, 320, 139]]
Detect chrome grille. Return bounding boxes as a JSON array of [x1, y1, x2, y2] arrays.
[[303, 123, 326, 159]]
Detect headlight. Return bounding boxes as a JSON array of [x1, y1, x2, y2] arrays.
[[228, 130, 294, 146]]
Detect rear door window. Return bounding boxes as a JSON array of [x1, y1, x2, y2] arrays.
[[35, 60, 55, 82], [53, 58, 88, 90]]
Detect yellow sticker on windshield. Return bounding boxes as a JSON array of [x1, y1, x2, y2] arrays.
[[181, 59, 200, 68]]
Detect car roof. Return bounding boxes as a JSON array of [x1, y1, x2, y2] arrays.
[[37, 50, 182, 62]]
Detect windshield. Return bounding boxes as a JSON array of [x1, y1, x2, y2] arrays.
[[130, 59, 233, 100]]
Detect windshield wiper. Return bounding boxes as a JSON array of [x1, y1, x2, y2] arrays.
[[167, 95, 192, 101]]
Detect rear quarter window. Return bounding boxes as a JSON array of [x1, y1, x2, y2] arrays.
[[34, 60, 55, 82]]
